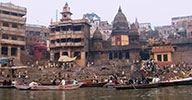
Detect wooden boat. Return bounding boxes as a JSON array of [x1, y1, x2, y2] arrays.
[[0, 85, 15, 88], [81, 81, 108, 87], [160, 77, 192, 87], [15, 83, 82, 90], [114, 83, 160, 90], [15, 85, 31, 90], [103, 82, 116, 88]]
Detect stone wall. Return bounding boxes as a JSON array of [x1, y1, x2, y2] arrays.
[[172, 44, 192, 64]]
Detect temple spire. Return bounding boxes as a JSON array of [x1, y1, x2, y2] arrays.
[[135, 18, 139, 29], [60, 2, 72, 21], [118, 6, 122, 12]]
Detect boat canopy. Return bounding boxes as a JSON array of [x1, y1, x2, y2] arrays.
[[58, 56, 76, 62]]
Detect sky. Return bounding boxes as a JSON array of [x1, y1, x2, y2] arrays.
[[2, 0, 192, 27]]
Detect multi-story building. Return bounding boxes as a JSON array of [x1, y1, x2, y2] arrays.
[[99, 21, 112, 40], [50, 3, 141, 67], [84, 13, 101, 38], [139, 23, 152, 32], [49, 3, 91, 67], [25, 24, 49, 55], [155, 25, 172, 39], [0, 2, 26, 61], [172, 15, 192, 38]]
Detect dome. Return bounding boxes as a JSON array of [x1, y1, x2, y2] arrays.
[[93, 27, 102, 40], [112, 6, 129, 36]]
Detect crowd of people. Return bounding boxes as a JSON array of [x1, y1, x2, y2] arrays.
[[1, 59, 192, 87]]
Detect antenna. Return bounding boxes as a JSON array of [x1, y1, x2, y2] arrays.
[[56, 9, 58, 22]]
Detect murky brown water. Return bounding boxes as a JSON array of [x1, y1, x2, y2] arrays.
[[0, 86, 192, 100]]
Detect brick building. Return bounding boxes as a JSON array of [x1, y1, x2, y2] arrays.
[[25, 24, 49, 55]]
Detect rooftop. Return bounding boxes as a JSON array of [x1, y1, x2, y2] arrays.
[[0, 2, 26, 11]]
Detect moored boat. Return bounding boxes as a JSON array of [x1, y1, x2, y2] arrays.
[[81, 81, 108, 87], [114, 83, 160, 90], [160, 77, 192, 86], [0, 85, 15, 88], [15, 83, 82, 90]]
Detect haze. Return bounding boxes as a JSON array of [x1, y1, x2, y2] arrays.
[[2, 0, 192, 27]]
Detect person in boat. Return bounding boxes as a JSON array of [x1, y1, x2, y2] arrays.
[[7, 80, 12, 85], [152, 77, 160, 83], [60, 78, 66, 85], [129, 78, 134, 84], [3, 80, 7, 85], [73, 79, 78, 84], [52, 79, 56, 85], [137, 78, 141, 84], [29, 80, 38, 87]]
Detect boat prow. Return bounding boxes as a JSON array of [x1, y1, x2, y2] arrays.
[[15, 85, 31, 90]]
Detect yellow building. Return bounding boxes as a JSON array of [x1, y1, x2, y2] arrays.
[[0, 2, 26, 61], [152, 46, 174, 66]]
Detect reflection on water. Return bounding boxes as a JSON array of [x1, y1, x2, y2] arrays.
[[0, 86, 192, 100]]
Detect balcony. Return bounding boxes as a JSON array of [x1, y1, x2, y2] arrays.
[[0, 13, 26, 24], [2, 27, 25, 36], [50, 42, 84, 48], [1, 39, 25, 46]]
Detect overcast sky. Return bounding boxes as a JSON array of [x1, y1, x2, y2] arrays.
[[2, 0, 192, 27]]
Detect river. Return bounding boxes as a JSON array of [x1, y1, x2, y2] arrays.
[[0, 86, 191, 100]]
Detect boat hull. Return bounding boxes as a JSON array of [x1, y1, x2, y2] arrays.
[[15, 84, 82, 90], [115, 83, 159, 90], [0, 85, 15, 88], [81, 82, 108, 87]]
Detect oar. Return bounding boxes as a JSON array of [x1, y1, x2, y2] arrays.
[[130, 82, 136, 89]]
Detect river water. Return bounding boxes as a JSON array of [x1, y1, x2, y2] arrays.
[[0, 86, 192, 100]]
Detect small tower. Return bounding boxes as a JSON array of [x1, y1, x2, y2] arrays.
[[135, 18, 140, 29], [60, 2, 72, 21]]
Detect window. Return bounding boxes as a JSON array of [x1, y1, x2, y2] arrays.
[[35, 32, 40, 36], [163, 54, 168, 61], [74, 38, 81, 42], [67, 38, 71, 42], [61, 26, 67, 31], [2, 34, 8, 39], [61, 39, 66, 43], [74, 52, 81, 59], [51, 28, 55, 33], [62, 52, 68, 56], [157, 55, 162, 61], [10, 12, 17, 16], [56, 39, 60, 43], [12, 23, 18, 28], [109, 52, 113, 60], [21, 37, 25, 41], [126, 52, 129, 59], [3, 22, 9, 27], [114, 52, 118, 58], [51, 40, 55, 44], [119, 52, 122, 59], [73, 26, 81, 31], [64, 14, 67, 18], [2, 11, 9, 15], [1, 47, 8, 55], [11, 48, 17, 56], [54, 53, 60, 60], [12, 35, 17, 40], [55, 27, 60, 32]]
